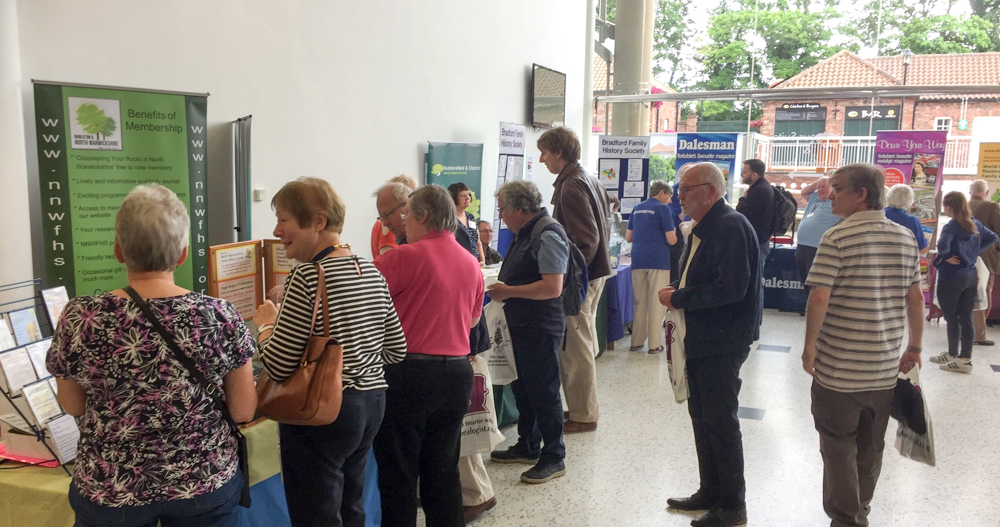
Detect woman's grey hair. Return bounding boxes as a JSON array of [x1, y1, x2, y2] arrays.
[[496, 180, 543, 213], [650, 180, 672, 197], [886, 184, 915, 209], [115, 183, 189, 272], [692, 162, 726, 197], [408, 184, 458, 232], [833, 163, 885, 210]]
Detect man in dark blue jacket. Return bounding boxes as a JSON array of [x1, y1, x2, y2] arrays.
[[659, 162, 761, 527]]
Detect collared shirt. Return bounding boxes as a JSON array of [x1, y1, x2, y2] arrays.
[[374, 230, 484, 357], [805, 210, 920, 393], [627, 198, 676, 270], [796, 193, 841, 248]]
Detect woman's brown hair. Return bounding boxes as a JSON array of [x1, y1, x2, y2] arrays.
[[943, 191, 977, 233]]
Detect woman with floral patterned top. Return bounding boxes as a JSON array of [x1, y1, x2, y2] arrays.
[[47, 184, 257, 527]]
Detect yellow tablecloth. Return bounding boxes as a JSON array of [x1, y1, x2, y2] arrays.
[[0, 419, 281, 527]]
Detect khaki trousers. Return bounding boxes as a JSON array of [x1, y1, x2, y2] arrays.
[[560, 276, 606, 423], [458, 453, 494, 506], [974, 273, 995, 341], [630, 268, 671, 349]]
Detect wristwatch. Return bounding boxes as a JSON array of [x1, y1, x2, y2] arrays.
[[905, 345, 921, 354]]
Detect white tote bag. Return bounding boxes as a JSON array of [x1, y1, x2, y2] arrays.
[[663, 308, 689, 403], [482, 300, 518, 385], [894, 366, 935, 467], [459, 355, 506, 457]]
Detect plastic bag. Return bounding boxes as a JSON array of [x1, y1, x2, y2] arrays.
[[481, 300, 517, 385], [894, 365, 935, 466], [663, 308, 689, 403], [459, 355, 505, 457]]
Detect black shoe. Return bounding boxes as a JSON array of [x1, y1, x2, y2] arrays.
[[667, 492, 718, 511], [490, 446, 539, 465], [520, 460, 566, 483], [691, 507, 747, 527]]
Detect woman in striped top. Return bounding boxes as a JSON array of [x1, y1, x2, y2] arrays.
[[254, 177, 407, 527]]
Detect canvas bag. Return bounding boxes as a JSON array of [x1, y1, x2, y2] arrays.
[[663, 308, 689, 403], [481, 300, 517, 385], [894, 365, 935, 466], [459, 355, 506, 457]]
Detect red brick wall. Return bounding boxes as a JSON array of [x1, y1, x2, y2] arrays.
[[592, 99, 680, 133]]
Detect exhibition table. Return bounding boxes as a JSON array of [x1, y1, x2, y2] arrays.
[[605, 263, 634, 344], [0, 419, 382, 527]]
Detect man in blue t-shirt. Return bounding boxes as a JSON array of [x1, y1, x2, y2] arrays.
[[626, 180, 677, 352]]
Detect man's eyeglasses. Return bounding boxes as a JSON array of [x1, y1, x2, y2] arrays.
[[677, 183, 711, 195], [377, 201, 405, 221]]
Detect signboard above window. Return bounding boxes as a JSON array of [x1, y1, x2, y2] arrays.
[[845, 106, 900, 120], [775, 103, 826, 122]]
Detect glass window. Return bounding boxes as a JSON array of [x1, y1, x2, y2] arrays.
[[934, 117, 952, 132]]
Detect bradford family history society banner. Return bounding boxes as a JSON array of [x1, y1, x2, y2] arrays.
[[34, 81, 209, 297], [427, 142, 484, 220]]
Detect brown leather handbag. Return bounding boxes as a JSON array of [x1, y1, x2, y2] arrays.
[[255, 262, 344, 425]]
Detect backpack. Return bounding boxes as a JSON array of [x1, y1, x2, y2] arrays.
[[529, 216, 589, 317], [771, 184, 798, 237]]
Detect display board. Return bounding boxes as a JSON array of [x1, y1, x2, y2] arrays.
[[426, 142, 484, 220], [262, 239, 299, 295], [493, 123, 526, 250], [597, 135, 650, 216], [34, 82, 208, 297], [676, 133, 739, 198], [208, 241, 263, 320], [977, 142, 1000, 201]]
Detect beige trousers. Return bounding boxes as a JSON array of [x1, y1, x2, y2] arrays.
[[459, 453, 494, 506], [630, 268, 671, 350], [974, 273, 995, 341], [560, 276, 607, 423]]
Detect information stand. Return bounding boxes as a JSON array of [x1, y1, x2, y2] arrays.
[[208, 241, 264, 320], [597, 135, 650, 216], [262, 239, 298, 295]]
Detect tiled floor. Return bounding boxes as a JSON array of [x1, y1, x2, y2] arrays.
[[467, 311, 1000, 527]]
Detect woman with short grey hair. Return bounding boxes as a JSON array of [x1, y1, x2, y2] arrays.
[[47, 183, 257, 526], [408, 184, 459, 233], [884, 184, 929, 254]]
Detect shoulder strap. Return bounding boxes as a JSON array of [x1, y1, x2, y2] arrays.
[[311, 262, 330, 339], [123, 286, 245, 431], [530, 215, 559, 253]]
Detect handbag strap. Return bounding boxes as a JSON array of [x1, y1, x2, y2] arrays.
[[123, 286, 246, 433], [311, 262, 331, 342]]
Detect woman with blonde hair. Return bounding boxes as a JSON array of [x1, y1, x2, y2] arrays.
[[932, 191, 998, 372]]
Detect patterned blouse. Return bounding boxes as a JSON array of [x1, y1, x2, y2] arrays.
[[46, 292, 255, 507], [460, 211, 481, 260]]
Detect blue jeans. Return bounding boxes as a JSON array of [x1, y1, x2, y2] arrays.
[[69, 471, 242, 527]]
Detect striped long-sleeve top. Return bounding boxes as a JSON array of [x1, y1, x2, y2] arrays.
[[259, 255, 407, 390]]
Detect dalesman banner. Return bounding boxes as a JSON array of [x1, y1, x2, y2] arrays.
[[34, 82, 208, 297]]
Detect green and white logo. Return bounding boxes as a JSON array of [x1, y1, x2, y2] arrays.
[[68, 97, 123, 150]]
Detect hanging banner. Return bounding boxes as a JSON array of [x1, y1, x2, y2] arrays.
[[426, 142, 484, 220], [597, 135, 649, 216], [874, 130, 948, 296], [676, 133, 739, 197], [34, 82, 208, 298], [494, 123, 526, 254], [977, 143, 1000, 202]]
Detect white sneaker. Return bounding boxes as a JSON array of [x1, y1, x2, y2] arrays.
[[940, 359, 973, 373], [929, 351, 956, 364]]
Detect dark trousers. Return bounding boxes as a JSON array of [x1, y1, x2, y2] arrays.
[[811, 381, 894, 527], [795, 244, 819, 297], [670, 229, 685, 284], [757, 241, 770, 325], [938, 274, 978, 358], [280, 388, 386, 527], [69, 471, 242, 527], [374, 358, 473, 527], [686, 347, 750, 511], [509, 327, 565, 464]]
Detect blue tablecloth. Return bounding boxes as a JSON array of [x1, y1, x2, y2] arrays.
[[763, 246, 806, 312], [605, 264, 634, 343]]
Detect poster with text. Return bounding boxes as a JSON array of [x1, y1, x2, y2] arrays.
[[34, 82, 208, 298], [676, 133, 738, 197], [494, 123, 526, 253], [977, 143, 1000, 202], [427, 142, 484, 220], [598, 135, 649, 216]]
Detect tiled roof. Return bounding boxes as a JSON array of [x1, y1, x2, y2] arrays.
[[593, 54, 675, 95], [773, 50, 1000, 100]]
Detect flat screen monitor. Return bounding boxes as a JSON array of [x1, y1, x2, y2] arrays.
[[531, 64, 566, 128]]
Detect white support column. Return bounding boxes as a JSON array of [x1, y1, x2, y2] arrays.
[[611, 0, 653, 136], [582, 0, 596, 164]]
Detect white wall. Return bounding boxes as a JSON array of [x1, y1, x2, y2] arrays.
[[12, 0, 586, 267]]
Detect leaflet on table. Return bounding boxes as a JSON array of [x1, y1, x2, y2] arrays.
[[48, 377, 58, 395], [22, 378, 62, 425], [0, 320, 16, 351], [24, 338, 53, 379], [5, 307, 42, 346], [0, 346, 38, 395], [47, 413, 80, 464], [41, 286, 70, 327], [0, 412, 31, 433]]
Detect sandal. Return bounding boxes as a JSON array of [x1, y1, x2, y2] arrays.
[[648, 347, 664, 354]]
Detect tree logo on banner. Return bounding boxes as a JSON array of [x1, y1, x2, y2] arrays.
[[430, 164, 444, 177], [76, 103, 117, 140], [68, 97, 123, 150]]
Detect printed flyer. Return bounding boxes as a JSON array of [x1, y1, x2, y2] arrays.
[[34, 82, 208, 297]]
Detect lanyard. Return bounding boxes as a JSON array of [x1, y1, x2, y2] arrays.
[[311, 246, 336, 262]]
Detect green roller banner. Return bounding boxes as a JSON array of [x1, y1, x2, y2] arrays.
[[33, 82, 208, 297], [426, 142, 484, 219]]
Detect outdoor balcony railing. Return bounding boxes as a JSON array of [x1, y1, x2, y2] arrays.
[[755, 135, 974, 173]]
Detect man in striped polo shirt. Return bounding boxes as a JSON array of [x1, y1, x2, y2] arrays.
[[803, 163, 924, 527]]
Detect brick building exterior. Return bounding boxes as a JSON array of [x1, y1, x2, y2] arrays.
[[760, 50, 1000, 138], [592, 54, 679, 133]]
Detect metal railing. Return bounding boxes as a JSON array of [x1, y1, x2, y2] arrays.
[[754, 135, 973, 173]]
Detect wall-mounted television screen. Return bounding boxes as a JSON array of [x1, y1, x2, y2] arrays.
[[531, 64, 566, 128]]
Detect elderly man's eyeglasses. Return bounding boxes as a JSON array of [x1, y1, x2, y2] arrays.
[[378, 201, 405, 221], [677, 183, 711, 195]]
